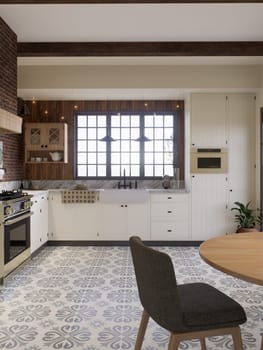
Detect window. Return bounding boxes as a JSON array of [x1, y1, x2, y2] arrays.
[[75, 104, 184, 179]]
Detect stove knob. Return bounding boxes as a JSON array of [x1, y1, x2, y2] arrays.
[[22, 201, 29, 210], [4, 206, 12, 216]]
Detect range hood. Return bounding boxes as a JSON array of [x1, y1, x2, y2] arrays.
[[0, 107, 22, 134]]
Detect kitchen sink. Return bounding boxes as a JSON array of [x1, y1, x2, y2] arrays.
[[99, 189, 149, 203]]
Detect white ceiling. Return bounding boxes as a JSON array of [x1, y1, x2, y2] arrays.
[[2, 3, 263, 100], [1, 3, 263, 42]]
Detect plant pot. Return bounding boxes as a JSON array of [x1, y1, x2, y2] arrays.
[[236, 227, 258, 233]]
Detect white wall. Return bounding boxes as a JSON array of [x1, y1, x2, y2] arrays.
[[18, 64, 262, 90], [255, 67, 263, 207]]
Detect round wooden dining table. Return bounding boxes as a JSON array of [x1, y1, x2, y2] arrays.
[[199, 232, 263, 286]]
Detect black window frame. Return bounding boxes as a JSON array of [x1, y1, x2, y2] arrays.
[[74, 107, 184, 180]]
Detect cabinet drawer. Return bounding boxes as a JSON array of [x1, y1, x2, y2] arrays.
[[151, 221, 189, 240], [150, 193, 188, 203], [151, 203, 188, 221]]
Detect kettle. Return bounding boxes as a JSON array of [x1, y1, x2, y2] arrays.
[[49, 152, 62, 162]]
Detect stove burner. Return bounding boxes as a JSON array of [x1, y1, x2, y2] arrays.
[[0, 190, 26, 201]]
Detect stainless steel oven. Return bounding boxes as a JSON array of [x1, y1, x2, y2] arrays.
[[4, 211, 31, 264], [0, 191, 33, 280]]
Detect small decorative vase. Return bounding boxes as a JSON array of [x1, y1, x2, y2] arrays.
[[162, 175, 171, 189]]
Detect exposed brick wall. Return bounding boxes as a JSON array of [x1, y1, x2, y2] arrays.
[[0, 17, 17, 114], [0, 17, 23, 182]]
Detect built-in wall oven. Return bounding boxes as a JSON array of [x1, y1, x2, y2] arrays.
[[0, 191, 32, 281], [190, 147, 228, 174]]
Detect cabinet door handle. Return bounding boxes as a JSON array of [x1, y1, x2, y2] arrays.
[[167, 229, 172, 232], [125, 205, 127, 207], [167, 196, 172, 199], [167, 210, 172, 213], [121, 205, 123, 207]]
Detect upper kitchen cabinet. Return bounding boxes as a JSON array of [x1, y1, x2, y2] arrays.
[[191, 94, 227, 148], [24, 122, 68, 163]]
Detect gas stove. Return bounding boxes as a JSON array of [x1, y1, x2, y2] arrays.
[[0, 190, 32, 219], [0, 190, 28, 201], [0, 189, 33, 282]]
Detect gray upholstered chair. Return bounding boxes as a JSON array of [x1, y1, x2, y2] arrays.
[[129, 236, 247, 350]]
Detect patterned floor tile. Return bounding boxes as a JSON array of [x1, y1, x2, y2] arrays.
[[0, 246, 262, 349]]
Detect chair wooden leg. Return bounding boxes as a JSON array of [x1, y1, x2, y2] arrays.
[[231, 326, 243, 350], [260, 333, 263, 350], [134, 309, 149, 350], [168, 327, 243, 350], [200, 338, 207, 350], [168, 334, 180, 350]]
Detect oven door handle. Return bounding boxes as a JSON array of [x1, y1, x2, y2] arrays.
[[4, 212, 33, 226]]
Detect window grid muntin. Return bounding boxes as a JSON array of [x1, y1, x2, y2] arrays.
[[76, 111, 176, 179], [144, 114, 175, 177], [111, 114, 140, 177]]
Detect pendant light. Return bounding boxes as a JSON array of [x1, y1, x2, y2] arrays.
[[99, 134, 116, 142], [134, 135, 151, 142], [19, 103, 30, 117], [99, 124, 116, 142]]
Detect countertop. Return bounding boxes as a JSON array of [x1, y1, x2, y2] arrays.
[[30, 188, 189, 193]]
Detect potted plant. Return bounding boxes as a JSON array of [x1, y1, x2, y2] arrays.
[[231, 201, 261, 233]]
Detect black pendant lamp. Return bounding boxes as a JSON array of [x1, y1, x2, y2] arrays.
[[19, 103, 30, 117], [99, 125, 116, 142], [99, 134, 116, 142], [134, 135, 151, 142]]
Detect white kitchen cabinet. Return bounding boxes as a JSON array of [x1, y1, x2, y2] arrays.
[[100, 202, 149, 240], [191, 94, 227, 148], [225, 94, 256, 233], [30, 191, 49, 253], [48, 191, 149, 241], [190, 93, 256, 238], [150, 192, 190, 240], [48, 191, 100, 240], [191, 174, 227, 240]]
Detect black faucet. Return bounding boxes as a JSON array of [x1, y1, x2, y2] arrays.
[[118, 168, 132, 189], [123, 168, 126, 188]]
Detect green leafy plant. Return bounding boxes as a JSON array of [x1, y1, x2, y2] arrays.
[[231, 201, 261, 229]]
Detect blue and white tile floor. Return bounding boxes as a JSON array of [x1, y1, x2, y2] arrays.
[[0, 245, 262, 349]]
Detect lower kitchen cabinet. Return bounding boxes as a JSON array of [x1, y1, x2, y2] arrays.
[[48, 191, 100, 240], [47, 190, 194, 242], [150, 192, 190, 240], [48, 191, 149, 241], [30, 191, 49, 253], [100, 202, 149, 240], [191, 174, 227, 240]]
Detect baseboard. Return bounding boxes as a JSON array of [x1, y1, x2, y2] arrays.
[[31, 242, 48, 258], [47, 240, 202, 247]]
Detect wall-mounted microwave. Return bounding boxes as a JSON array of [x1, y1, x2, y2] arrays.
[[190, 148, 228, 174]]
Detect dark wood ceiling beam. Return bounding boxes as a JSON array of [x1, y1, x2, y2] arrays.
[[3, 0, 263, 3], [18, 42, 263, 57]]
